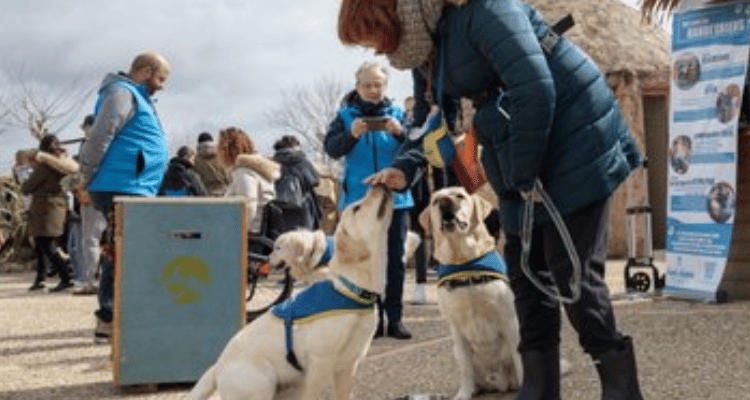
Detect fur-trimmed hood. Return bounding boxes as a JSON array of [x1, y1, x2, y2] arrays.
[[233, 153, 280, 182], [36, 151, 80, 175]]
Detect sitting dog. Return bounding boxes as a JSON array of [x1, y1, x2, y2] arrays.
[[419, 186, 521, 399], [269, 229, 421, 285], [186, 185, 394, 400], [269, 229, 332, 284]]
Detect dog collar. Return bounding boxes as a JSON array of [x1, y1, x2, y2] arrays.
[[337, 275, 379, 304], [316, 235, 335, 267], [437, 251, 508, 288]]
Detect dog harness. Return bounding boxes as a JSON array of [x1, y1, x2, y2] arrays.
[[271, 277, 377, 371], [437, 251, 508, 290]]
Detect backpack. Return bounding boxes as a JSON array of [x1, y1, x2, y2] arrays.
[[274, 169, 305, 209]]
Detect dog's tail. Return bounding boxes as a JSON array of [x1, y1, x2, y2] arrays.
[[185, 364, 217, 400]]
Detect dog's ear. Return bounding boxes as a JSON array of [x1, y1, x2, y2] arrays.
[[470, 194, 494, 227], [418, 206, 431, 233]]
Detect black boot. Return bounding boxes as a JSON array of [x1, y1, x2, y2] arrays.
[[28, 279, 45, 291], [386, 322, 412, 339], [593, 336, 644, 400], [515, 347, 560, 400]]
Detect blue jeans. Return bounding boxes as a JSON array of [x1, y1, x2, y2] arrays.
[[90, 191, 127, 323]]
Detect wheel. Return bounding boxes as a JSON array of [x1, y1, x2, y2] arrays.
[[246, 236, 294, 321], [627, 272, 651, 293]]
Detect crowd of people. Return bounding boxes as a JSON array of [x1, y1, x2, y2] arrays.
[[10, 51, 334, 344], [9, 51, 491, 346], [10, 0, 650, 391]]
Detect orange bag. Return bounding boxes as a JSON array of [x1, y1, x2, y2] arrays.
[[452, 125, 487, 194]]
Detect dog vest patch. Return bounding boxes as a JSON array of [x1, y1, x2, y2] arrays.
[[437, 251, 508, 286]]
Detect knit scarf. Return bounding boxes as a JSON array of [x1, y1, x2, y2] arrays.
[[387, 0, 446, 70]]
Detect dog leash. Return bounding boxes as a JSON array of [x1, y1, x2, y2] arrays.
[[520, 180, 583, 304]]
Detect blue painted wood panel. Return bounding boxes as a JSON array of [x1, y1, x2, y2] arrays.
[[114, 198, 246, 385]]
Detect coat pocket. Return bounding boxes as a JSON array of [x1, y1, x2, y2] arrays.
[[135, 149, 146, 177], [474, 97, 513, 194]]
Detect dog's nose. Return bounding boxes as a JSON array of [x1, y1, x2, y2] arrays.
[[438, 197, 454, 218]]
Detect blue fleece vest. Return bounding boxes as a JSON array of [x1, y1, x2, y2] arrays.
[[89, 79, 169, 196], [437, 251, 508, 286]]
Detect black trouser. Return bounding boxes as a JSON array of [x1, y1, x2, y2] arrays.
[[381, 209, 409, 324], [34, 236, 70, 283], [504, 199, 623, 355]]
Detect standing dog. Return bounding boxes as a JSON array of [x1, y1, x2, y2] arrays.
[[186, 185, 394, 400], [419, 187, 522, 399]]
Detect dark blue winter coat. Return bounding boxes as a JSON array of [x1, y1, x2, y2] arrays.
[[393, 0, 641, 233], [325, 92, 414, 210]]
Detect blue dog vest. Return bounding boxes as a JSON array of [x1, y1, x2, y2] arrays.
[[271, 278, 377, 370], [437, 251, 508, 287]]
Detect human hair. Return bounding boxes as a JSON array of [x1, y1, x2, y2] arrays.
[[129, 51, 170, 75], [39, 134, 64, 155], [355, 61, 389, 84], [338, 0, 401, 54], [177, 145, 195, 160], [218, 126, 256, 166], [273, 135, 301, 151]]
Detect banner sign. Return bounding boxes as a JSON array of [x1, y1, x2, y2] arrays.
[[666, 1, 750, 300]]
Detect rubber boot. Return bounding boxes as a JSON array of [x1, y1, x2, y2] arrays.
[[515, 347, 560, 400], [593, 336, 644, 400]]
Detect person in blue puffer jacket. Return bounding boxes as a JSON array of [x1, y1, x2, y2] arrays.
[[78, 51, 171, 343], [338, 0, 644, 398], [324, 61, 415, 340]]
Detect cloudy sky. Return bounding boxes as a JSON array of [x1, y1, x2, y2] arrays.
[[0, 0, 415, 173]]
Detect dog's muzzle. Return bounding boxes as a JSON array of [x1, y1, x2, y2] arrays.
[[374, 184, 392, 219], [438, 198, 467, 232]]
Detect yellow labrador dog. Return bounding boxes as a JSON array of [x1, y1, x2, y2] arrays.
[[419, 186, 522, 399], [269, 229, 331, 285], [269, 229, 421, 285], [186, 185, 393, 400]]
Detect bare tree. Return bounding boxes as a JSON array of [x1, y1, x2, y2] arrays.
[[264, 75, 347, 164], [0, 66, 96, 140]]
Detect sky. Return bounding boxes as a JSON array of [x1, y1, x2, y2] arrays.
[[0, 0, 653, 175], [0, 0, 415, 173]]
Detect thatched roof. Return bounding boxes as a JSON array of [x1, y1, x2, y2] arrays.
[[527, 0, 670, 73]]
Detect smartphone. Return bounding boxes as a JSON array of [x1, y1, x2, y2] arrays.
[[361, 116, 388, 131]]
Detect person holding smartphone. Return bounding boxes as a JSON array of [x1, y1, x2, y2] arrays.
[[324, 61, 414, 339]]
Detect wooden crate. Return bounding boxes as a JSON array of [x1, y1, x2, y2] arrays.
[[112, 197, 247, 386]]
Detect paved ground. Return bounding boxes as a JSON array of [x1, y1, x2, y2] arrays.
[[1, 257, 750, 400]]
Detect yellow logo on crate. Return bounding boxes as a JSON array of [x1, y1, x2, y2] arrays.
[[160, 256, 212, 304]]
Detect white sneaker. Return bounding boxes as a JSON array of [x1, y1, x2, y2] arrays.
[[411, 283, 427, 304]]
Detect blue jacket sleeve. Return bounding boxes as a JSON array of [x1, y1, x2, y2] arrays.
[[468, 0, 555, 191], [324, 113, 358, 159]]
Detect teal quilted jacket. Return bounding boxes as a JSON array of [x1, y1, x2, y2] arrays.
[[393, 0, 641, 233]]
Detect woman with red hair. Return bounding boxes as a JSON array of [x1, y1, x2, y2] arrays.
[[339, 0, 645, 398], [219, 127, 280, 235]]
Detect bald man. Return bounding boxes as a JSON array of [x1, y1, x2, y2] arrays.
[[78, 51, 171, 342]]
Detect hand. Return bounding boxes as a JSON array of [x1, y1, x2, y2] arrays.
[[74, 183, 91, 206], [351, 118, 368, 139], [365, 167, 407, 191], [385, 118, 403, 136]]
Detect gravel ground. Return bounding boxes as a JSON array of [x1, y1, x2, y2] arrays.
[[2, 263, 750, 400]]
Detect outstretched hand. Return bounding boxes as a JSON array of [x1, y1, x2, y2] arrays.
[[365, 167, 407, 191]]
